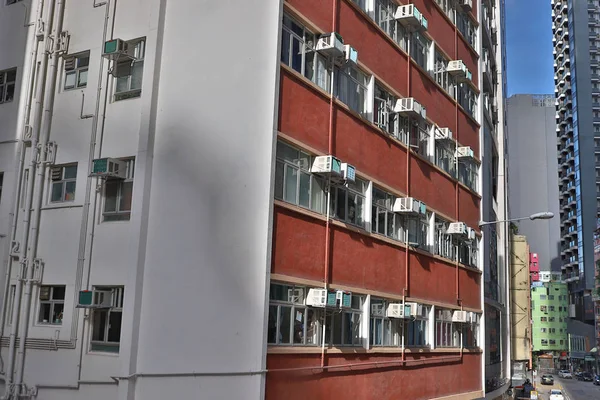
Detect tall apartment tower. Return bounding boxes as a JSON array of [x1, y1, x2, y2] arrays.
[[552, 0, 598, 324], [505, 94, 561, 272], [0, 1, 508, 399]]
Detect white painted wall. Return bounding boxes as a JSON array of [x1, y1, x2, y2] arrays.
[[0, 0, 281, 399]]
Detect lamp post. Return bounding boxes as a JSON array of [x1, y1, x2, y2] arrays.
[[478, 212, 554, 228]]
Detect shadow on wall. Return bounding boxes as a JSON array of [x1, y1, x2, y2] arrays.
[[551, 241, 562, 272]]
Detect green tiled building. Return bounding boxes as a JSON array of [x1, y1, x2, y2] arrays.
[[531, 281, 569, 351]]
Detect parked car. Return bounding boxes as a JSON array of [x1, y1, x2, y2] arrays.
[[558, 370, 573, 378], [594, 375, 600, 385], [541, 374, 554, 385], [578, 372, 593, 381], [574, 371, 583, 379], [549, 389, 565, 400]]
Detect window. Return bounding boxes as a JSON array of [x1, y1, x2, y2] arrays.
[[462, 318, 479, 348], [411, 32, 430, 69], [403, 212, 431, 251], [371, 187, 401, 239], [64, 52, 89, 90], [549, 339, 556, 345], [433, 49, 455, 94], [6, 0, 23, 4], [0, 68, 16, 104], [541, 339, 548, 346], [540, 328, 547, 333], [405, 304, 430, 347], [275, 141, 326, 213], [38, 286, 65, 325], [549, 295, 555, 300], [540, 295, 547, 300], [280, 14, 331, 92], [435, 218, 455, 260], [115, 39, 145, 101], [374, 0, 407, 50], [330, 178, 367, 228], [560, 339, 564, 345], [268, 283, 323, 346], [103, 159, 134, 221], [549, 328, 556, 333], [435, 308, 460, 347], [435, 139, 456, 176], [50, 165, 77, 203], [541, 317, 547, 322], [335, 65, 369, 117], [459, 160, 478, 192], [456, 11, 477, 48], [549, 306, 555, 311], [370, 298, 402, 347], [540, 305, 547, 312], [435, 0, 455, 23], [399, 116, 430, 157], [91, 287, 124, 353], [458, 236, 479, 268], [458, 83, 477, 117], [374, 84, 402, 140], [327, 294, 364, 346]]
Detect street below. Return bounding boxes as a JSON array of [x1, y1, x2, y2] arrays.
[[534, 376, 600, 400]]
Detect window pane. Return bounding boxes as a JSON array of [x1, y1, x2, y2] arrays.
[[293, 308, 305, 344], [336, 188, 346, 220], [51, 182, 64, 202], [310, 176, 325, 213], [279, 306, 292, 344], [332, 312, 343, 345], [274, 161, 284, 200], [52, 303, 64, 324], [78, 69, 88, 87], [280, 31, 291, 64], [5, 84, 14, 102], [277, 142, 298, 163], [63, 181, 75, 201], [119, 181, 133, 212], [52, 286, 66, 300], [268, 305, 278, 344], [284, 165, 298, 204], [131, 61, 144, 90], [306, 309, 321, 345], [107, 311, 122, 342], [104, 181, 119, 212], [299, 172, 310, 208], [38, 303, 51, 323], [6, 70, 16, 82], [116, 76, 129, 93], [291, 37, 302, 73], [92, 310, 107, 341], [65, 71, 76, 89], [63, 165, 77, 179], [78, 56, 90, 68]]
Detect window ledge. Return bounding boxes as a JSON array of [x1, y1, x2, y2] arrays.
[[267, 346, 482, 355], [42, 203, 83, 211], [114, 89, 141, 102]]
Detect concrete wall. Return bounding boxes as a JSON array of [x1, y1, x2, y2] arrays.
[[506, 95, 561, 272], [510, 235, 531, 361]]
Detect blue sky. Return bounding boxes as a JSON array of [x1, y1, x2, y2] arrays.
[[505, 0, 555, 96]]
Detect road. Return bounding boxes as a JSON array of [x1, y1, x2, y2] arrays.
[[534, 376, 600, 400]]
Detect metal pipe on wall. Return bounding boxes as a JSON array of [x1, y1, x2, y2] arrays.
[[14, 0, 66, 396]]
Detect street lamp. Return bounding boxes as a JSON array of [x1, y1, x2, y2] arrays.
[[478, 212, 554, 228]]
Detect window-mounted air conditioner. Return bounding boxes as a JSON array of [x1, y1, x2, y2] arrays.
[[392, 197, 426, 215], [435, 126, 453, 141], [394, 5, 428, 31], [311, 155, 342, 177], [447, 222, 467, 236], [343, 44, 358, 66], [393, 98, 426, 120], [77, 289, 113, 309], [466, 227, 477, 241], [386, 303, 411, 319], [341, 162, 356, 183], [447, 60, 472, 82], [456, 146, 475, 160], [316, 32, 345, 58], [306, 288, 334, 308], [452, 310, 469, 323], [90, 158, 127, 179], [102, 39, 134, 60], [336, 290, 352, 309], [405, 302, 422, 317]]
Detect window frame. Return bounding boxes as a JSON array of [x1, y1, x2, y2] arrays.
[[114, 38, 145, 101], [102, 159, 135, 222], [335, 65, 369, 118], [370, 298, 402, 347], [64, 52, 90, 90], [50, 164, 77, 203], [404, 305, 431, 347], [90, 286, 124, 353], [37, 285, 66, 325], [330, 178, 368, 228], [435, 308, 460, 348], [0, 68, 17, 104], [371, 187, 401, 240]]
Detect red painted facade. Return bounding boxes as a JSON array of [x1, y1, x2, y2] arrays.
[[269, 1, 483, 398]]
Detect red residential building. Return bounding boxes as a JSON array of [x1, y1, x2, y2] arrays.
[[530, 252, 540, 282]]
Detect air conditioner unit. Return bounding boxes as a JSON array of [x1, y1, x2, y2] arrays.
[[316, 32, 345, 58], [394, 4, 427, 31], [311, 155, 342, 177], [435, 127, 453, 141], [90, 158, 127, 179], [306, 288, 338, 308], [393, 98, 426, 119], [392, 197, 426, 215], [452, 310, 468, 323], [371, 303, 385, 317], [103, 39, 132, 60], [447, 60, 466, 76], [447, 222, 467, 236], [341, 162, 356, 183], [386, 303, 411, 318], [456, 146, 475, 160], [343, 44, 358, 65], [460, 0, 473, 11], [336, 290, 352, 308], [77, 289, 113, 308], [405, 302, 422, 317]]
